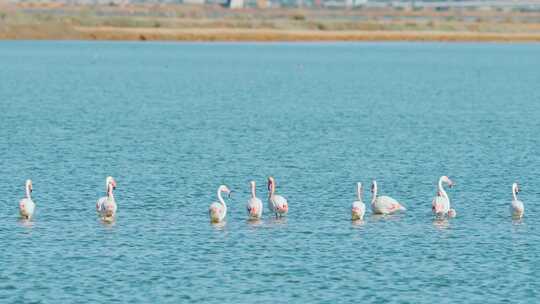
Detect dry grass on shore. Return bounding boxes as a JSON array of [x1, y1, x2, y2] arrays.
[[70, 27, 540, 42], [1, 3, 540, 42]]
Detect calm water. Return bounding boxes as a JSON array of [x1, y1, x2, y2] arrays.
[[1, 41, 539, 303]]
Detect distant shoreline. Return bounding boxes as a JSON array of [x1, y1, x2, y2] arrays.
[[2, 3, 540, 42], [3, 27, 540, 42]]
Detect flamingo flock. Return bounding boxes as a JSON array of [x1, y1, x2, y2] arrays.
[[14, 175, 527, 223]]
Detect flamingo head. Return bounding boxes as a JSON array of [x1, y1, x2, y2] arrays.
[[513, 182, 520, 194], [25, 179, 33, 193], [441, 176, 454, 188], [220, 185, 232, 198], [106, 176, 117, 190]]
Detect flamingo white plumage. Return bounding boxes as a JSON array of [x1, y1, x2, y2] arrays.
[[209, 185, 231, 223], [370, 180, 406, 215], [351, 182, 366, 220], [432, 176, 456, 217], [267, 176, 288, 217], [246, 181, 263, 219], [19, 179, 35, 220], [96, 176, 117, 220], [510, 182, 524, 218]]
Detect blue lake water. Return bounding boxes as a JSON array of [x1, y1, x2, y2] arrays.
[[1, 41, 539, 303]]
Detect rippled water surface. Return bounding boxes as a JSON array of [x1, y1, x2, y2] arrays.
[[1, 41, 539, 303]]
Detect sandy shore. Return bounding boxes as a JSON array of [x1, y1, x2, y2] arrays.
[[3, 26, 540, 42], [71, 27, 540, 42]]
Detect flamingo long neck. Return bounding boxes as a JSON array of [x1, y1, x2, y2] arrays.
[[251, 183, 256, 199], [107, 183, 114, 199], [512, 185, 518, 201], [25, 184, 32, 200], [269, 182, 275, 198], [356, 183, 362, 201], [217, 187, 227, 210], [438, 178, 448, 199], [371, 183, 378, 204]]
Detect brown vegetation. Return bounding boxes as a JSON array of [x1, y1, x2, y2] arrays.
[[1, 3, 540, 42]]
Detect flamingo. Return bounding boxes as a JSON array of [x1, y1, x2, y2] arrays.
[[370, 180, 406, 215], [510, 182, 524, 218], [209, 185, 231, 223], [432, 176, 456, 218], [267, 176, 288, 217], [246, 181, 263, 219], [96, 176, 117, 220], [351, 182, 366, 220], [19, 179, 35, 220]]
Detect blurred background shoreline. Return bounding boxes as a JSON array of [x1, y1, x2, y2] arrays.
[[2, 0, 540, 41]]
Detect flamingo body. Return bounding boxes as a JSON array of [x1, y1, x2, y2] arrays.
[[351, 200, 365, 220], [268, 194, 288, 216], [432, 195, 450, 215], [209, 202, 227, 223], [370, 180, 406, 215], [19, 198, 35, 219], [247, 197, 263, 219], [97, 196, 117, 219], [511, 200, 524, 218], [372, 195, 406, 214], [351, 182, 366, 220]]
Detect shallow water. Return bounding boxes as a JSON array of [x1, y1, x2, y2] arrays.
[[1, 41, 539, 303]]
